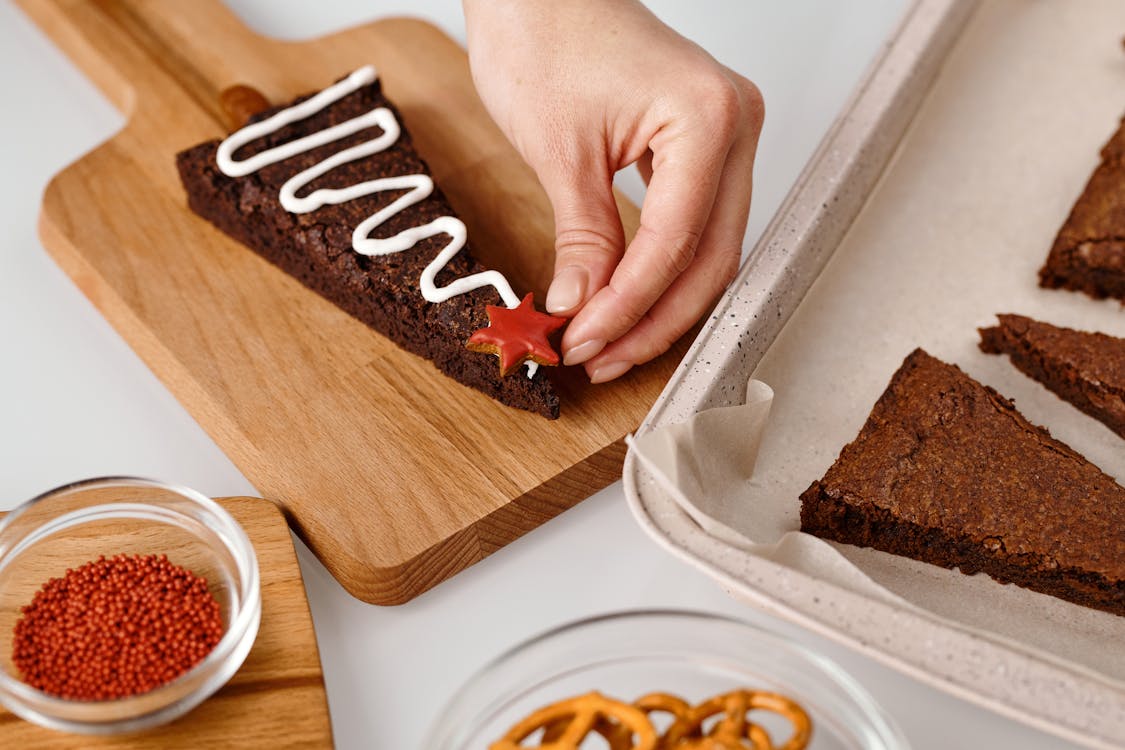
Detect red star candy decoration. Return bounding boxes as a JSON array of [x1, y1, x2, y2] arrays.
[[466, 292, 567, 376]]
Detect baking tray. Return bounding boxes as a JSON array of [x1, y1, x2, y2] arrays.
[[624, 0, 1125, 747]]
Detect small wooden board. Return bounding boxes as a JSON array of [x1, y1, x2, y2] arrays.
[[0, 497, 333, 748], [18, 0, 686, 603]]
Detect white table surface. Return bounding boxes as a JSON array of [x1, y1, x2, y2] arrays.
[[0, 1, 1085, 748]]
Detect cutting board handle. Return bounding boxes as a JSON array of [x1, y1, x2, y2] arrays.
[[18, 0, 284, 126]]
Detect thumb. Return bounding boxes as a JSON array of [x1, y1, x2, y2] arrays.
[[537, 160, 626, 318]]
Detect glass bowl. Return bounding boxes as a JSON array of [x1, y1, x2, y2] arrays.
[[0, 476, 261, 734], [426, 610, 908, 749]]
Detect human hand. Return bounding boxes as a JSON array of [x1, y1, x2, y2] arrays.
[[463, 0, 763, 383]]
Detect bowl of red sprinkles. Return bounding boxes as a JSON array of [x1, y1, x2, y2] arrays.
[[0, 477, 260, 733]]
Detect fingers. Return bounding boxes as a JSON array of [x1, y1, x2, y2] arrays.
[[559, 131, 726, 362], [537, 158, 627, 318], [580, 78, 763, 381], [562, 74, 760, 368], [585, 201, 743, 383]]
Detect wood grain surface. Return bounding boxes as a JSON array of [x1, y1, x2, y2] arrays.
[[0, 497, 333, 748], [17, 0, 688, 604]]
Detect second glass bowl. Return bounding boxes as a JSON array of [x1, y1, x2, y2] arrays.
[[426, 609, 909, 749]]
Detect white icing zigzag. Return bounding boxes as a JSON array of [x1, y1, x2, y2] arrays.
[[215, 66, 537, 376]]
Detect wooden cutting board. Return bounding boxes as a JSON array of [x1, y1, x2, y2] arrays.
[[18, 0, 687, 604], [0, 497, 333, 748]]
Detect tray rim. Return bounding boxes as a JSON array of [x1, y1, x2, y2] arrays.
[[622, 0, 1125, 747]]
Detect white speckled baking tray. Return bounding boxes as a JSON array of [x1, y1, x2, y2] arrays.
[[624, 1, 1125, 748]]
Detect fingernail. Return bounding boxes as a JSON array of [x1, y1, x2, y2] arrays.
[[545, 265, 587, 314], [563, 338, 606, 366], [589, 360, 633, 384]]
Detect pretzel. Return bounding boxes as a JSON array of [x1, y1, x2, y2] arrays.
[[541, 716, 634, 749], [635, 692, 692, 717], [634, 692, 771, 749], [490, 691, 658, 750], [492, 688, 811, 750], [634, 693, 698, 745], [661, 690, 811, 750]]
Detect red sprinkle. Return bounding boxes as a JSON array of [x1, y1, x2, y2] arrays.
[[12, 553, 224, 700]]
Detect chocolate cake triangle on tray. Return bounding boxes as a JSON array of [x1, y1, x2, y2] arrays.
[[176, 67, 561, 418], [800, 348, 1125, 616], [1039, 114, 1125, 301], [979, 313, 1125, 439]]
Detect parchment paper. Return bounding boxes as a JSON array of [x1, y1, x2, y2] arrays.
[[635, 0, 1125, 687]]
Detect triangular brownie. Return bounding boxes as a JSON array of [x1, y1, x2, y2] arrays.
[[800, 349, 1124, 616], [176, 68, 561, 418], [1039, 114, 1125, 301], [980, 313, 1125, 439]]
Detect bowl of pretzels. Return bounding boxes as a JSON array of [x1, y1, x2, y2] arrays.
[[425, 610, 908, 750]]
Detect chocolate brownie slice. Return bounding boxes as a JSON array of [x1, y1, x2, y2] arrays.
[[800, 349, 1124, 616], [980, 314, 1125, 439], [177, 75, 560, 418], [1039, 114, 1125, 300]]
